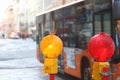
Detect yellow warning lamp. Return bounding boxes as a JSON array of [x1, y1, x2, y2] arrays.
[[40, 33, 63, 74], [40, 33, 63, 58]]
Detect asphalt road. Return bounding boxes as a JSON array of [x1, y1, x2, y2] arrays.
[[0, 38, 79, 80]]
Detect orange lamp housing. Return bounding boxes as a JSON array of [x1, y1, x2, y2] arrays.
[[40, 34, 63, 58]]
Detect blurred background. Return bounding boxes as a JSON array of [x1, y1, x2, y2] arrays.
[[0, 0, 74, 40]]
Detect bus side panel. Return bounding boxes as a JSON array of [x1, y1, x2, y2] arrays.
[[64, 50, 93, 79], [36, 44, 44, 63], [112, 63, 120, 80], [64, 53, 82, 78], [36, 46, 40, 62]]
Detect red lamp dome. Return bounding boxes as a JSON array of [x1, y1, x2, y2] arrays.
[[88, 32, 115, 62]]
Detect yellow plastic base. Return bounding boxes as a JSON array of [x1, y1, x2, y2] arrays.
[[44, 58, 58, 74], [92, 61, 109, 80]]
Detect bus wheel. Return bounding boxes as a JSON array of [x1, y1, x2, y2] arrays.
[[83, 67, 91, 80], [81, 57, 91, 80]]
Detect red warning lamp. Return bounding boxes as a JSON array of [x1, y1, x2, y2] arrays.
[[88, 32, 115, 62]]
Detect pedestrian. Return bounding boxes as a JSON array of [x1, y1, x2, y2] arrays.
[[23, 33, 27, 39]]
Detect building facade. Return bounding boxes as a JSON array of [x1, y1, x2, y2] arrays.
[[1, 0, 80, 37], [0, 0, 19, 38]]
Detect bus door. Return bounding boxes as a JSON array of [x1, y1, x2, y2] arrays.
[[112, 20, 120, 80], [38, 23, 44, 63], [93, 11, 111, 35], [93, 10, 120, 80], [111, 20, 120, 63], [36, 15, 45, 63]]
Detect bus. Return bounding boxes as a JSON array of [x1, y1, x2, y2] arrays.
[[36, 0, 120, 80]]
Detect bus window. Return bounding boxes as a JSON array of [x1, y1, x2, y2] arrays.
[[63, 20, 77, 48], [94, 14, 101, 34], [63, 15, 92, 49], [103, 13, 111, 34], [45, 12, 53, 33], [93, 11, 111, 35], [54, 3, 93, 49]]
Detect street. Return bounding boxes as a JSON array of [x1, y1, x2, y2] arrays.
[[0, 38, 78, 80]]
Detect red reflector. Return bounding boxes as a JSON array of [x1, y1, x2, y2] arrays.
[[102, 76, 109, 80], [102, 67, 109, 80], [103, 67, 109, 72]]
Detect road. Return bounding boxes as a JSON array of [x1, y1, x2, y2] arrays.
[[0, 38, 78, 80]]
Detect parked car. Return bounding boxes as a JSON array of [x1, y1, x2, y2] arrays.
[[8, 32, 20, 39]]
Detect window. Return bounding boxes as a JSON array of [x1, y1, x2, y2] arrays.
[[45, 12, 53, 33]]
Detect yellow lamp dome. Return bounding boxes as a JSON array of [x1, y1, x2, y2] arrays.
[[40, 34, 63, 58]]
